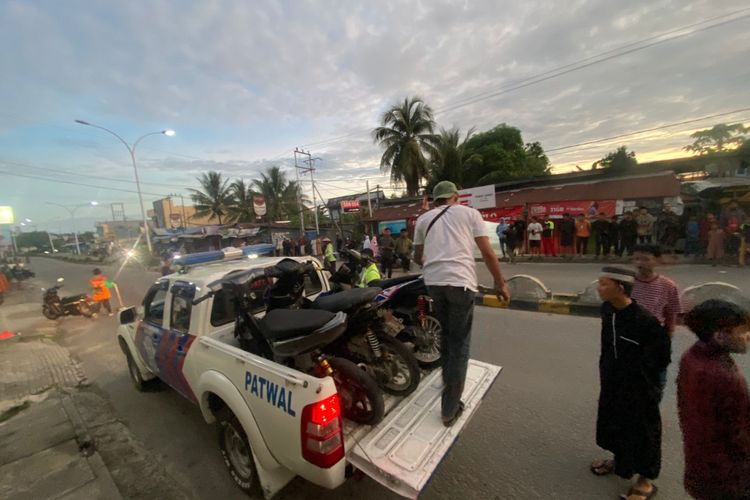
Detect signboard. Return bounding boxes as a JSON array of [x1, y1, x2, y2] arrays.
[[458, 185, 496, 209], [169, 213, 182, 229], [0, 206, 14, 225], [478, 206, 524, 223], [340, 199, 361, 213], [253, 195, 267, 216], [378, 219, 407, 235], [528, 200, 617, 219]]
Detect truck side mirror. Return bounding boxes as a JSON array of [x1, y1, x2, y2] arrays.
[[119, 307, 137, 325]]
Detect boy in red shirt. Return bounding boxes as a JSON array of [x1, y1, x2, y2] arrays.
[[678, 299, 750, 499]]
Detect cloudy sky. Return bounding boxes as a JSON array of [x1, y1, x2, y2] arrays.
[[1, 0, 748, 232]]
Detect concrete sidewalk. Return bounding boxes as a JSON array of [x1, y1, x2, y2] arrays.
[[0, 389, 122, 500]]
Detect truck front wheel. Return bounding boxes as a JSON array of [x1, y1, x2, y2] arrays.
[[218, 411, 261, 496]]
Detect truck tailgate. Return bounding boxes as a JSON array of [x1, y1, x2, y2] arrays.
[[345, 359, 501, 499]]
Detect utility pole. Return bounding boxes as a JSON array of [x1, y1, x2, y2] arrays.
[[295, 148, 320, 236], [366, 180, 373, 217], [293, 149, 306, 236]]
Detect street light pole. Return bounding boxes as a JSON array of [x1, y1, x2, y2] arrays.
[[45, 201, 98, 254], [75, 120, 174, 255]]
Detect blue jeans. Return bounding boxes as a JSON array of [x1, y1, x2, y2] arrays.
[[428, 285, 477, 419]]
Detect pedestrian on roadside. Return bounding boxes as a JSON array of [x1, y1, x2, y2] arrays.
[[590, 266, 671, 500], [527, 217, 543, 259], [684, 216, 701, 258], [706, 222, 725, 266], [592, 212, 612, 259], [495, 219, 509, 259], [610, 215, 622, 256], [631, 244, 681, 401], [619, 211, 638, 257], [379, 227, 396, 278], [90, 268, 114, 316], [504, 223, 518, 264], [678, 299, 750, 500], [394, 228, 413, 272], [322, 237, 336, 274], [575, 214, 591, 256], [362, 234, 371, 251], [541, 218, 557, 257], [414, 181, 509, 426], [636, 207, 656, 244], [513, 217, 527, 255], [656, 204, 680, 255], [370, 235, 379, 259], [558, 213, 576, 258], [699, 213, 716, 257]]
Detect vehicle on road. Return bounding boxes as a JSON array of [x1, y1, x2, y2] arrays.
[[116, 249, 501, 499], [42, 277, 96, 319]]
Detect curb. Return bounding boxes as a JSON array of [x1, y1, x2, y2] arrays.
[[475, 293, 600, 318]]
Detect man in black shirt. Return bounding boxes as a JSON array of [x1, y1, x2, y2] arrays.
[[591, 212, 612, 259], [558, 213, 576, 259], [618, 211, 638, 257]]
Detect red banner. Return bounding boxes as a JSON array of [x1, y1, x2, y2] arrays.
[[528, 200, 616, 219], [340, 200, 360, 213], [478, 206, 524, 223]]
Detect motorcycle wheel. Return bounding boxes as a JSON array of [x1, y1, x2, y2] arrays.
[[372, 333, 421, 397], [411, 315, 442, 368], [79, 303, 94, 318], [42, 306, 60, 320], [328, 356, 384, 425]]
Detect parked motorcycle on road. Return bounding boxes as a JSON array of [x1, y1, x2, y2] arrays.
[[42, 278, 96, 319]]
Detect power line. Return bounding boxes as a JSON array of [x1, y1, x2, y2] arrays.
[[544, 107, 750, 153], [0, 170, 171, 197], [293, 8, 750, 150]]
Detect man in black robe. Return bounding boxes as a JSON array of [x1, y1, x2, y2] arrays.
[[590, 266, 671, 500]]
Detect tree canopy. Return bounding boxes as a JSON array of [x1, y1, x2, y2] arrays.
[[372, 96, 439, 196], [593, 146, 637, 170], [189, 171, 233, 225], [460, 124, 550, 187], [684, 122, 748, 155]]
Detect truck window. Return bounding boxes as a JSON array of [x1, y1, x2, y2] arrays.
[[304, 270, 323, 296], [144, 287, 167, 326], [171, 294, 192, 333], [210, 277, 272, 326]]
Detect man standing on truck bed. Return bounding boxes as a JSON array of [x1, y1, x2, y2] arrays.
[[414, 181, 510, 426]]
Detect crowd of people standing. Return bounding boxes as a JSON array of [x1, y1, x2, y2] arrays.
[[494, 201, 750, 264]]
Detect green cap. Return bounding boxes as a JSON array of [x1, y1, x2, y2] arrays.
[[432, 181, 459, 200]]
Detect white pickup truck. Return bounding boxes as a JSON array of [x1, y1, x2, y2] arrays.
[[117, 253, 501, 499]]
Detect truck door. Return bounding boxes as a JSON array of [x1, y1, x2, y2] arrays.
[[160, 282, 198, 403], [134, 281, 169, 376]]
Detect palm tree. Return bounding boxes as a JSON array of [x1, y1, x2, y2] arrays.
[[226, 179, 255, 223], [373, 96, 439, 196], [429, 126, 474, 189], [252, 166, 309, 221], [189, 171, 233, 225]]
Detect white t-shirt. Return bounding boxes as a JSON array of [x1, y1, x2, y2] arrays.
[[527, 222, 543, 241], [414, 204, 488, 291]]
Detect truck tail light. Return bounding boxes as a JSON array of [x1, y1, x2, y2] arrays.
[[301, 395, 345, 468]]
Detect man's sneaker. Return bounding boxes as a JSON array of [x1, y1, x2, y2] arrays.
[[441, 401, 465, 427]]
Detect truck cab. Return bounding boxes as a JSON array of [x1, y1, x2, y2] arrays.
[[117, 249, 501, 499]]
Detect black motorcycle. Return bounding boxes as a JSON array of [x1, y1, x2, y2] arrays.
[[266, 259, 421, 398], [193, 267, 385, 425], [42, 278, 95, 319]]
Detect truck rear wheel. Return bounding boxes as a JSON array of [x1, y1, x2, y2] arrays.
[[218, 411, 261, 496]]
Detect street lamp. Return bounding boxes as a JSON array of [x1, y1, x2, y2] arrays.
[[45, 201, 98, 255], [75, 120, 175, 254]]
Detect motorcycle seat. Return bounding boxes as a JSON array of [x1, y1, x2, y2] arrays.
[[311, 287, 381, 313], [368, 274, 421, 289], [61, 294, 87, 304], [261, 308, 336, 341]]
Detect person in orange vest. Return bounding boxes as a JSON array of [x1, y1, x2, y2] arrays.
[[90, 268, 113, 316]]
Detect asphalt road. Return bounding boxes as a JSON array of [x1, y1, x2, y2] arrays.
[[27, 257, 750, 499]]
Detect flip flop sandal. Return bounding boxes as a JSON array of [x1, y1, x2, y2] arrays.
[[442, 401, 465, 427], [620, 484, 658, 500], [589, 458, 614, 476]]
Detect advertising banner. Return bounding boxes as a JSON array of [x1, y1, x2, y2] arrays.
[[458, 185, 496, 209], [340, 199, 361, 213], [478, 206, 524, 222], [253, 195, 267, 216], [528, 200, 617, 219], [378, 219, 407, 235]]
